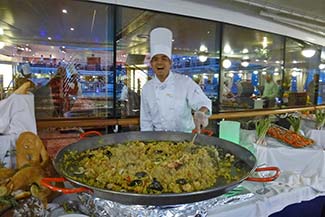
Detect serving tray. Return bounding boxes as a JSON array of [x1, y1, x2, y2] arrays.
[[267, 125, 314, 148]]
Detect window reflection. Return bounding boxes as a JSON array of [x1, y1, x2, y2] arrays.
[[116, 8, 221, 116], [1, 0, 325, 123], [284, 38, 321, 106], [220, 24, 284, 111], [2, 0, 115, 119]]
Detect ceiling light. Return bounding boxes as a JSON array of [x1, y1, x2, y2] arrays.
[[301, 47, 316, 58], [198, 55, 208, 62], [242, 48, 249, 54], [319, 63, 325, 70], [199, 44, 208, 52], [48, 37, 52, 40], [223, 44, 232, 54], [70, 27, 74, 31], [241, 56, 250, 67], [262, 37, 268, 48], [62, 9, 68, 14], [198, 44, 208, 62], [241, 60, 249, 67], [222, 58, 232, 69]]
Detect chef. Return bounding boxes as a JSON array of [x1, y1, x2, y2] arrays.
[[140, 27, 212, 133]]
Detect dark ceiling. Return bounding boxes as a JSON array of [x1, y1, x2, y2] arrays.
[[0, 0, 324, 64]]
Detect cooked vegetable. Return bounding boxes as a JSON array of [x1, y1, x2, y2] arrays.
[[61, 141, 244, 194], [287, 116, 301, 133], [255, 118, 271, 145], [315, 109, 325, 130]]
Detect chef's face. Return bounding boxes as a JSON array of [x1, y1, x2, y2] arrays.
[[150, 54, 171, 82]]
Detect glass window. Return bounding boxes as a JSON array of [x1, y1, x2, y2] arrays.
[[284, 38, 321, 106], [220, 24, 284, 111], [0, 0, 114, 119], [116, 7, 221, 116], [319, 47, 325, 105]]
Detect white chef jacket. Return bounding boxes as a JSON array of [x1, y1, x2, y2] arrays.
[[140, 71, 211, 133]]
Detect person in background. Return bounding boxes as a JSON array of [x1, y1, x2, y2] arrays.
[[120, 75, 129, 102], [276, 79, 284, 104], [222, 80, 235, 102], [48, 67, 66, 116], [120, 75, 129, 117], [68, 72, 82, 96], [262, 74, 278, 107], [140, 27, 212, 133], [307, 74, 319, 104]]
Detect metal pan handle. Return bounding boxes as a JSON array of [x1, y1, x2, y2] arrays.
[[80, 131, 102, 139], [192, 129, 213, 136], [40, 177, 91, 194], [245, 166, 280, 182]]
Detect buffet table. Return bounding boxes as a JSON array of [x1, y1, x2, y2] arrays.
[[210, 129, 325, 217], [301, 118, 325, 149], [208, 174, 325, 217], [3, 128, 325, 216], [40, 130, 325, 217], [205, 129, 325, 216]]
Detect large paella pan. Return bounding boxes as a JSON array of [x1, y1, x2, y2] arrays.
[[41, 131, 279, 205]]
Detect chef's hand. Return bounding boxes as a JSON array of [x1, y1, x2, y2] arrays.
[[194, 111, 209, 132]]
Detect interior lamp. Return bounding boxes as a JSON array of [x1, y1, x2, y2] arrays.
[[301, 47, 316, 58]]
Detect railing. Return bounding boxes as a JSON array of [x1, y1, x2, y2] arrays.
[[36, 105, 323, 130]]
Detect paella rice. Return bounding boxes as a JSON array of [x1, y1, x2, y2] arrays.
[[61, 141, 242, 194]]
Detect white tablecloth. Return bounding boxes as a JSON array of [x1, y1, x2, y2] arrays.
[[301, 119, 325, 149], [207, 130, 325, 216], [208, 174, 325, 217]]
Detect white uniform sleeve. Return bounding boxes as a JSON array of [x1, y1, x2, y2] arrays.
[[186, 79, 212, 115], [140, 86, 154, 131]]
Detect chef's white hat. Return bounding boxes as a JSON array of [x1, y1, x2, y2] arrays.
[[150, 27, 172, 61]]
